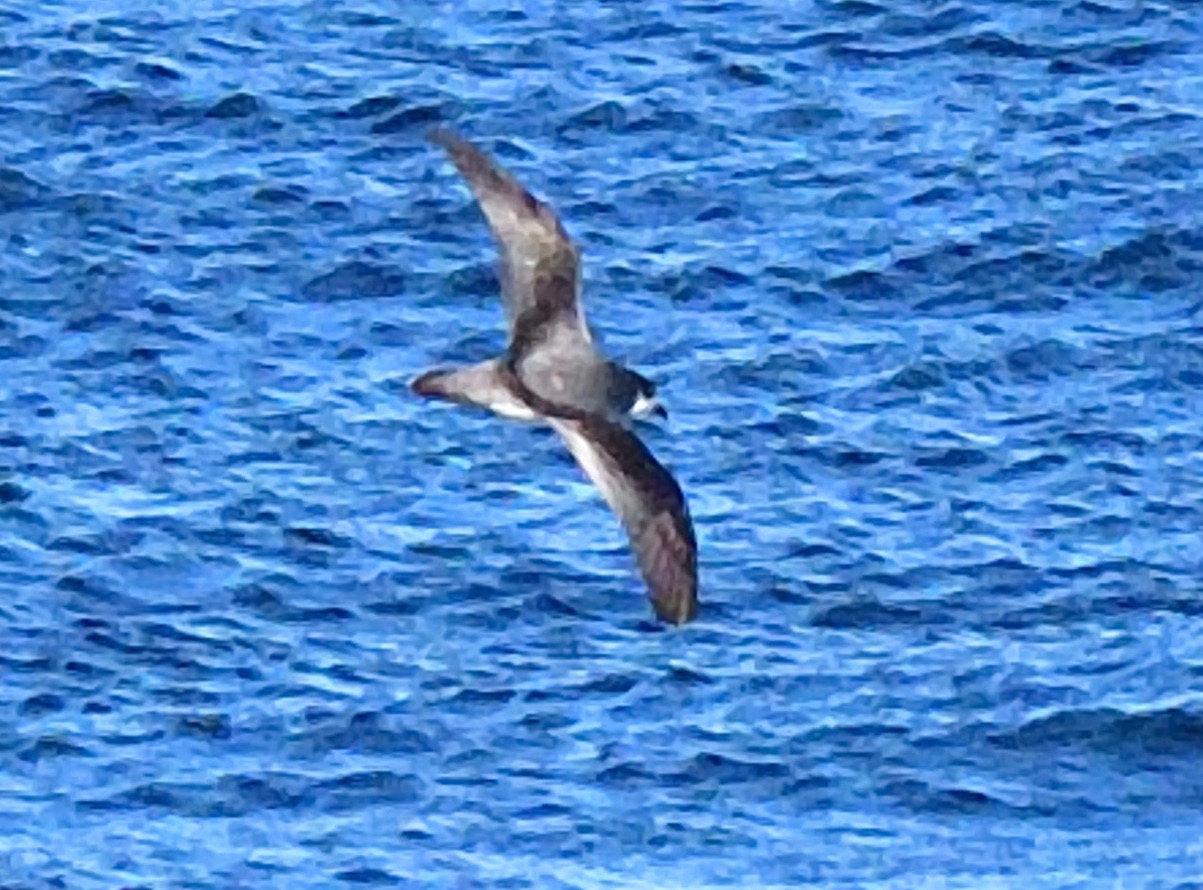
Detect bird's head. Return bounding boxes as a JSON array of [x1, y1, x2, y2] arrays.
[[610, 363, 668, 421]]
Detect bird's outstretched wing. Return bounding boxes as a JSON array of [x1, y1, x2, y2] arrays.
[[548, 416, 698, 624], [429, 129, 587, 353]]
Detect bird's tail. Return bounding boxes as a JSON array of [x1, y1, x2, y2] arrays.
[[409, 359, 537, 421], [411, 368, 458, 401]]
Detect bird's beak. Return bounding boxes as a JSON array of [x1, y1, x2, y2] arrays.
[[631, 392, 668, 422]]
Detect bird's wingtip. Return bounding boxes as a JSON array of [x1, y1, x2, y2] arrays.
[[637, 510, 699, 626], [428, 127, 470, 154], [652, 587, 700, 625]]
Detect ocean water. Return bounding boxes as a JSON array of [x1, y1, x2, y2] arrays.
[[2, 0, 1203, 887]]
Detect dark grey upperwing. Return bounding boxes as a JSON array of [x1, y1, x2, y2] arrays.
[[548, 416, 698, 624], [429, 129, 586, 352]]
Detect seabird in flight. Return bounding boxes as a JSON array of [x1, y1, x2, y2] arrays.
[[411, 129, 698, 625]]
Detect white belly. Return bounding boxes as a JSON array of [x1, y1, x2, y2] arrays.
[[486, 391, 540, 422]]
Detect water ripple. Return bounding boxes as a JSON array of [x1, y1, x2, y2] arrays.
[[2, 0, 1203, 887]]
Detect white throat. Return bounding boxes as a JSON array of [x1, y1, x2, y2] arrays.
[[629, 392, 661, 419]]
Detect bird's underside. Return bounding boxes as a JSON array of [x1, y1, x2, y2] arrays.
[[411, 129, 699, 626]]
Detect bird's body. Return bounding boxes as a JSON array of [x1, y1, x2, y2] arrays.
[[411, 130, 698, 625]]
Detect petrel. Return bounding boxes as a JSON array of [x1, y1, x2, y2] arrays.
[[411, 130, 698, 625]]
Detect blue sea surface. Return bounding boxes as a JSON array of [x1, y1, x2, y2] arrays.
[[3, 0, 1203, 887]]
